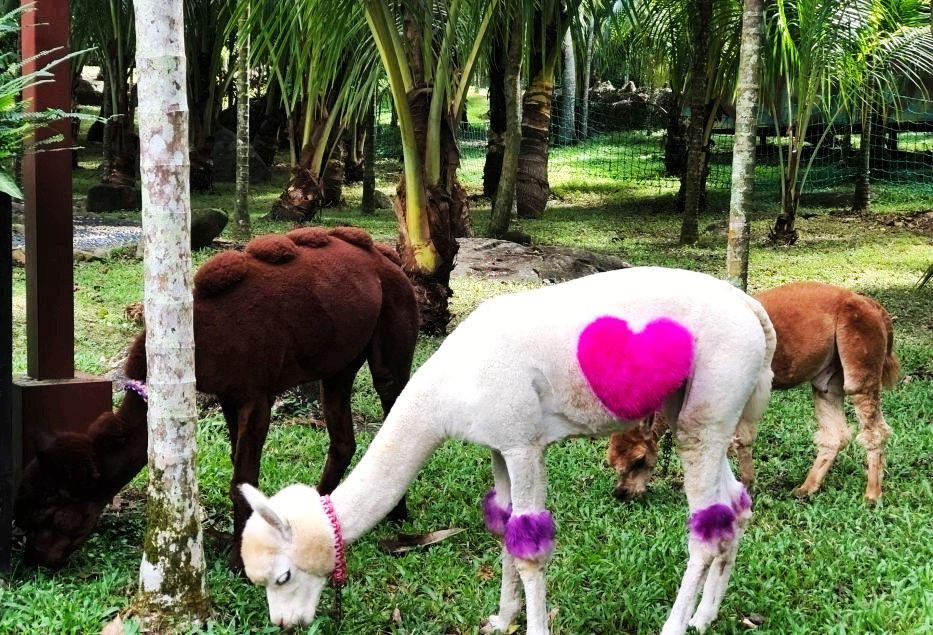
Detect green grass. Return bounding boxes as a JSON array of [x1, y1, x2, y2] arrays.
[[6, 131, 933, 634]]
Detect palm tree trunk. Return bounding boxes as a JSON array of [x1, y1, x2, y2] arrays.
[[487, 8, 523, 238], [516, 9, 565, 219], [131, 0, 210, 626], [726, 0, 764, 291], [771, 129, 801, 244], [581, 14, 595, 139], [559, 28, 576, 145], [678, 0, 711, 246], [483, 22, 508, 200], [852, 96, 873, 213]]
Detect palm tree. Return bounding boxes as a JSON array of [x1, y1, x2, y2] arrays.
[[71, 0, 137, 186], [766, 0, 933, 243], [515, 1, 576, 219]]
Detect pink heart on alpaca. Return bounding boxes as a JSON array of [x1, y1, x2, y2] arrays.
[[577, 316, 694, 420]]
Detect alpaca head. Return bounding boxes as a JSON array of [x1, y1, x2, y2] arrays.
[[606, 423, 661, 501], [14, 430, 110, 568], [239, 483, 339, 627]]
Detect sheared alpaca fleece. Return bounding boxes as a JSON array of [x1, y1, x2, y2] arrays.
[[238, 266, 777, 635], [15, 226, 420, 570], [606, 280, 900, 503]]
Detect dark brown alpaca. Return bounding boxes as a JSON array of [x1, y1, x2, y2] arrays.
[[607, 281, 899, 503], [14, 226, 420, 570]]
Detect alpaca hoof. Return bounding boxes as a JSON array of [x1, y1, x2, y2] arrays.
[[864, 491, 881, 504], [481, 614, 512, 633], [793, 486, 815, 499]]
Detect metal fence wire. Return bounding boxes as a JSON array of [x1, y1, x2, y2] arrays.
[[374, 93, 933, 196]]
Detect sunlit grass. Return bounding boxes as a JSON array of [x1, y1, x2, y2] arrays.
[[6, 126, 933, 634]]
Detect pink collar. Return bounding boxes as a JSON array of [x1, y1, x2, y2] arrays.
[[123, 379, 148, 403], [320, 495, 347, 585]]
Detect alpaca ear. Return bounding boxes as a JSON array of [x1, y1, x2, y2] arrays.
[[239, 483, 292, 543]]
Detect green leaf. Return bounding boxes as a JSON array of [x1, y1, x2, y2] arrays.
[[0, 169, 20, 198]]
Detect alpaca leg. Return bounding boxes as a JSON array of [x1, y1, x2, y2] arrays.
[[796, 383, 850, 498], [850, 391, 891, 503], [662, 416, 746, 635], [318, 367, 363, 494], [229, 399, 271, 571], [484, 451, 522, 634], [502, 447, 552, 635], [731, 417, 757, 490], [688, 469, 752, 630]]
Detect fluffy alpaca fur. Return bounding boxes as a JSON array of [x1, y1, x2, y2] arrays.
[[607, 280, 899, 503], [239, 266, 777, 635], [14, 227, 419, 570]]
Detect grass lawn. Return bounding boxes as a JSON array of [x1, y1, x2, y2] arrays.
[[4, 136, 933, 634]]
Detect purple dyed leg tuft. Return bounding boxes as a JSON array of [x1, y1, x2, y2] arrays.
[[688, 503, 737, 543], [505, 510, 556, 560], [482, 489, 512, 536], [733, 487, 751, 514]]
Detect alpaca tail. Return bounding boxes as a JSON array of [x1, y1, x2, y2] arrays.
[[879, 303, 900, 389], [740, 293, 777, 425]]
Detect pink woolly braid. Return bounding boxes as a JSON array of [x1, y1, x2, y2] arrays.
[[320, 495, 347, 586]]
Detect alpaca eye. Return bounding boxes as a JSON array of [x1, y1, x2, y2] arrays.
[[275, 570, 291, 585]]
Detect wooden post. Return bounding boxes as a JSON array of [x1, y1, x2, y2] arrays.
[[7, 0, 113, 569]]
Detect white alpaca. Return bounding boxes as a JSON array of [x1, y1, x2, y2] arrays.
[[239, 266, 776, 635]]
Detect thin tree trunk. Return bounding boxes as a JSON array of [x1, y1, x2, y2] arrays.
[[130, 0, 210, 628], [483, 23, 508, 199], [559, 28, 576, 145], [362, 98, 376, 214], [488, 7, 523, 238], [771, 130, 801, 244], [726, 0, 764, 291], [581, 14, 595, 139], [233, 8, 251, 241], [679, 0, 711, 245], [852, 93, 873, 213]]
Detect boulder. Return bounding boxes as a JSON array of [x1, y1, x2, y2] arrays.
[[191, 208, 228, 250], [86, 183, 141, 213], [210, 126, 271, 184]]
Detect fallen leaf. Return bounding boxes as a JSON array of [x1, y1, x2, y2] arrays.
[[379, 527, 465, 554]]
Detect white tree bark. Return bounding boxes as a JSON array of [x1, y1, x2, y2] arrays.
[[132, 0, 211, 626], [234, 5, 252, 240], [726, 0, 764, 291]]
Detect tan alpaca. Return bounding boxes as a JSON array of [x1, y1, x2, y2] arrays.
[[607, 281, 899, 503]]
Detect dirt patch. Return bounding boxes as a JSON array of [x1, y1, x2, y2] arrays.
[[452, 237, 630, 283]]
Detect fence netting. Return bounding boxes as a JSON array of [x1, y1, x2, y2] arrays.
[[374, 91, 933, 197]]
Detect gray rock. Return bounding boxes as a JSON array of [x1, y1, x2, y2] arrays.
[[86, 183, 141, 213], [210, 126, 271, 184]]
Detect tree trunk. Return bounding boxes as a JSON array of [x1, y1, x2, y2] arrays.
[[559, 28, 576, 145], [362, 99, 376, 214], [251, 82, 283, 167], [581, 14, 595, 139], [130, 0, 210, 629], [678, 0, 712, 246], [516, 9, 565, 219], [233, 11, 251, 242], [726, 0, 764, 291], [395, 89, 467, 335], [483, 24, 508, 200], [852, 95, 873, 213], [487, 7, 523, 238], [771, 130, 801, 244]]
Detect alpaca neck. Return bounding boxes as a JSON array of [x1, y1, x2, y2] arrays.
[[330, 384, 444, 543], [91, 390, 149, 496]]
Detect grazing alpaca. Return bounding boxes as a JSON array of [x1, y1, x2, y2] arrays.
[[238, 267, 776, 635], [607, 280, 899, 503], [13, 227, 420, 570]]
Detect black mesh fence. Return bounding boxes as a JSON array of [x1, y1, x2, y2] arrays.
[[373, 93, 933, 196]]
